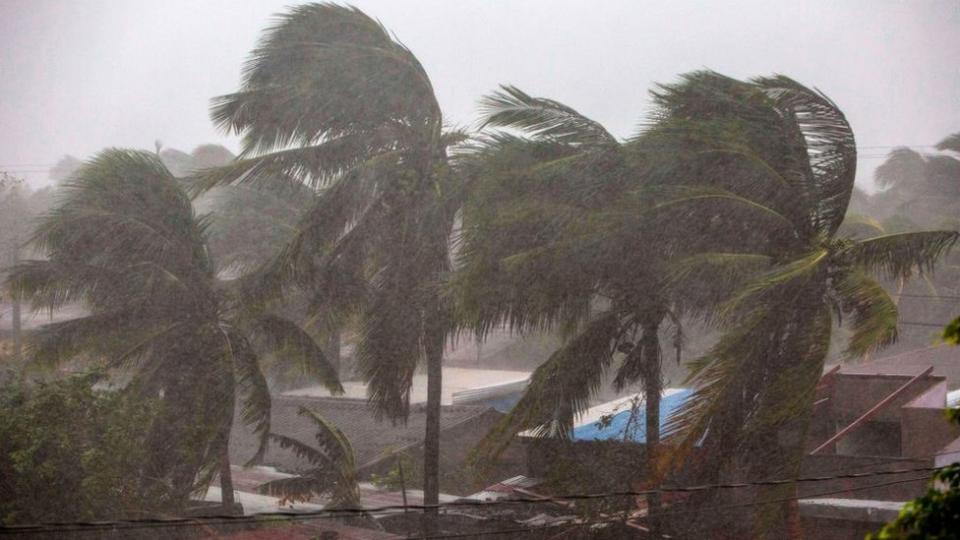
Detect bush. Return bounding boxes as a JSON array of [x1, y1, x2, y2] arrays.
[[0, 374, 160, 525]]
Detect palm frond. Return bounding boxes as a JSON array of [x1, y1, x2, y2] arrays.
[[834, 270, 898, 358], [224, 327, 271, 466], [478, 85, 616, 146], [26, 311, 150, 368], [754, 76, 857, 236], [355, 260, 424, 422], [266, 432, 329, 467], [300, 407, 357, 473], [720, 249, 828, 322], [473, 311, 623, 463], [188, 128, 401, 196], [212, 2, 439, 157], [649, 185, 796, 235], [249, 313, 343, 394], [838, 213, 886, 239], [846, 230, 959, 280], [666, 252, 773, 319], [261, 407, 360, 509]]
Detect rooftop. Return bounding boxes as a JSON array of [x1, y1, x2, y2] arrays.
[[230, 395, 498, 473], [572, 388, 692, 443], [836, 345, 960, 389], [284, 367, 531, 406]]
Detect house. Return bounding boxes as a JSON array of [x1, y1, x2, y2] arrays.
[[796, 348, 960, 539], [521, 388, 694, 480]]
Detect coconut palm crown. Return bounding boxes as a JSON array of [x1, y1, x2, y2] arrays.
[[6, 149, 342, 509]]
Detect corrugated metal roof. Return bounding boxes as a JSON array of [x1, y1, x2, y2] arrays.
[[571, 389, 693, 443]]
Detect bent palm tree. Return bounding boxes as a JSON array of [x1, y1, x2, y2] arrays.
[[6, 149, 341, 513], [653, 74, 958, 538], [193, 4, 464, 530], [453, 83, 786, 523]]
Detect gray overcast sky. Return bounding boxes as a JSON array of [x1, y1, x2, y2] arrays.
[[1, 0, 958, 189]]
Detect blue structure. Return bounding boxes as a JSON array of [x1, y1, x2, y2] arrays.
[[572, 389, 694, 443]]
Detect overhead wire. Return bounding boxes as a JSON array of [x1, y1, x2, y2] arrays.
[[407, 474, 935, 540], [0, 464, 946, 535]]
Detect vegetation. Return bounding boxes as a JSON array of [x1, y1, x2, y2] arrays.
[[258, 406, 360, 509], [193, 4, 465, 530], [0, 373, 157, 524], [455, 71, 956, 536], [5, 150, 342, 513], [1, 3, 957, 538]]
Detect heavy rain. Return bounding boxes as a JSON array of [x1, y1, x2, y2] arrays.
[[1, 2, 959, 539]]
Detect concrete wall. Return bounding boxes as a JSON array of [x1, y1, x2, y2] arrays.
[[901, 380, 960, 458]]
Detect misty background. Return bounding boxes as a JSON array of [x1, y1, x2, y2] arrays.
[[2, 0, 958, 190]]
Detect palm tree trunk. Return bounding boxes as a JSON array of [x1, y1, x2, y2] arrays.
[[11, 247, 22, 371], [421, 303, 444, 535], [325, 331, 341, 378], [219, 444, 236, 513], [11, 290, 21, 361], [640, 319, 663, 531]]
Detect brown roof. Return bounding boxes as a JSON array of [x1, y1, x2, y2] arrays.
[[230, 395, 495, 473], [837, 346, 960, 389]]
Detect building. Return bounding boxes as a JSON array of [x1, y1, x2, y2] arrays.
[[229, 394, 523, 495]]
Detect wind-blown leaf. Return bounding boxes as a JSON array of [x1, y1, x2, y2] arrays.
[[835, 270, 898, 358], [479, 85, 616, 146], [473, 311, 623, 463], [249, 313, 343, 394], [211, 3, 438, 157], [260, 407, 360, 508], [224, 327, 271, 466], [754, 76, 857, 236], [847, 231, 959, 280]]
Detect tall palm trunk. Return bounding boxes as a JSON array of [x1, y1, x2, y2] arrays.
[[11, 247, 22, 369], [219, 444, 236, 512], [422, 300, 445, 535], [640, 318, 663, 529]]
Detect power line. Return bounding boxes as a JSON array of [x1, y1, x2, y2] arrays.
[[0, 465, 944, 535], [896, 293, 960, 301], [899, 320, 951, 329], [410, 472, 938, 539]]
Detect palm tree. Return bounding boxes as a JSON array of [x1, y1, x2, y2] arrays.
[[872, 132, 960, 227], [192, 4, 464, 530], [452, 82, 786, 524], [453, 88, 670, 520], [259, 406, 360, 509], [6, 149, 342, 513], [652, 75, 959, 537]]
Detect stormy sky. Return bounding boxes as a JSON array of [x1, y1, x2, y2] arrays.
[[1, 0, 957, 190]]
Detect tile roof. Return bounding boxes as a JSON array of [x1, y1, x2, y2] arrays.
[[230, 395, 495, 473]]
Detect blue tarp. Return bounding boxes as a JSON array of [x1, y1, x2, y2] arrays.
[[572, 389, 694, 443]]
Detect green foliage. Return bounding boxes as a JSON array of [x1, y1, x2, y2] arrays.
[[5, 149, 341, 507], [943, 316, 960, 345], [0, 374, 159, 524], [258, 407, 360, 509]]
